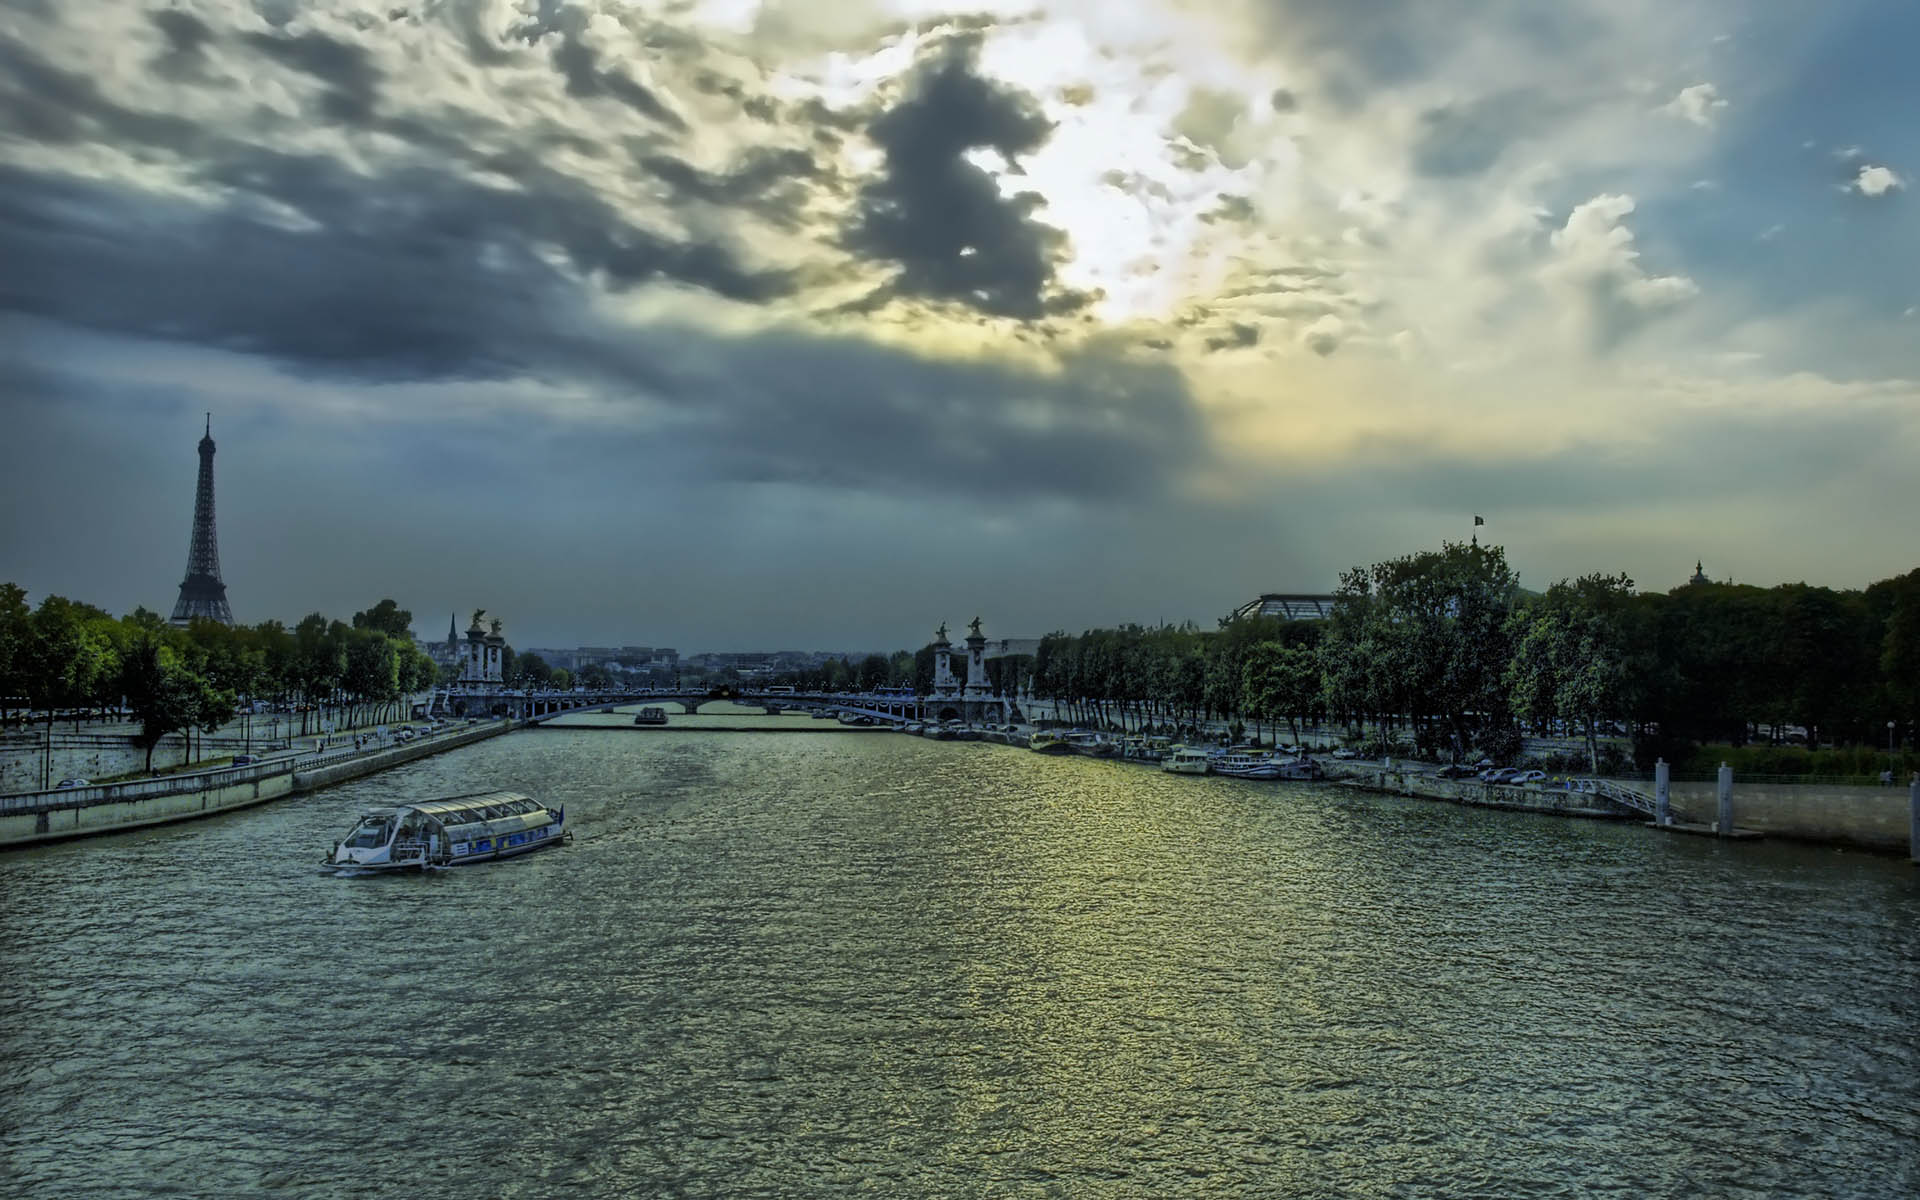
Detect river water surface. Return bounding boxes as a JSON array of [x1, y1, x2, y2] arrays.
[[3, 708, 1917, 1197]]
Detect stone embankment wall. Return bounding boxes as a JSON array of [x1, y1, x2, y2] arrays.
[[292, 721, 509, 791], [0, 759, 298, 846], [0, 733, 203, 793], [1643, 778, 1911, 852], [0, 720, 514, 850]]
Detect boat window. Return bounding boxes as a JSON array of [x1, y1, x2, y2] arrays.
[[345, 819, 392, 848]]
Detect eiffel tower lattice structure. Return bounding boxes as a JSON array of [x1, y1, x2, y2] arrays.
[[170, 413, 233, 624]]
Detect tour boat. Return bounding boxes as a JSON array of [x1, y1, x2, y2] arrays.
[[1161, 745, 1213, 775], [324, 791, 566, 871], [1210, 750, 1285, 780], [1027, 729, 1074, 754], [1067, 731, 1118, 757], [1122, 736, 1172, 763], [633, 707, 668, 726], [1273, 756, 1326, 781]]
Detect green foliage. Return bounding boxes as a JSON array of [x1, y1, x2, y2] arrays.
[[1673, 743, 1916, 779], [1242, 641, 1320, 741], [351, 598, 414, 639], [1320, 542, 1519, 758], [121, 634, 233, 772], [1505, 572, 1640, 771], [514, 653, 554, 689]]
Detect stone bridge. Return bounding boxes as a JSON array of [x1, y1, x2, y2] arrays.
[[439, 686, 1011, 725]]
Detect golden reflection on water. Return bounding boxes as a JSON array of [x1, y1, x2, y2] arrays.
[[2, 719, 1916, 1197]]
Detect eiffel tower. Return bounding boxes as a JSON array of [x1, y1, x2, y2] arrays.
[[170, 413, 233, 624]]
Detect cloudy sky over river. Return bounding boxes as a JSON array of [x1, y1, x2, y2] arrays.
[[3, 1, 1916, 648]]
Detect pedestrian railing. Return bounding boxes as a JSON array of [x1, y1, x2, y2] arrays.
[[1562, 778, 1656, 816]]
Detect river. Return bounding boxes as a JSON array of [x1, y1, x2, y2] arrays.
[[3, 706, 1917, 1197]]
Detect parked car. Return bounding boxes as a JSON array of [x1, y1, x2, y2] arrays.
[[1437, 763, 1478, 779], [1479, 766, 1520, 783], [1332, 748, 1359, 760], [55, 778, 90, 789], [1508, 769, 1547, 786], [232, 754, 259, 766]]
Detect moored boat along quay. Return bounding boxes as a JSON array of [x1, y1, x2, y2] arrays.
[[0, 719, 515, 849], [7, 702, 1918, 861]]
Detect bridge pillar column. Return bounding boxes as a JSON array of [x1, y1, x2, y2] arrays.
[[1654, 759, 1671, 826], [1715, 762, 1733, 836]]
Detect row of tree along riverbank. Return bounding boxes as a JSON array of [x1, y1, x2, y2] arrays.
[[0, 588, 445, 788], [999, 544, 1920, 778]]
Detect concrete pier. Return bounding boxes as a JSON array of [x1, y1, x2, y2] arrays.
[[1716, 762, 1734, 835], [1910, 774, 1918, 865], [1654, 758, 1671, 826]]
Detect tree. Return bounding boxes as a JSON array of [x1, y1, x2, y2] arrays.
[[514, 653, 554, 689], [351, 598, 414, 640], [1243, 641, 1322, 744], [0, 582, 30, 723], [293, 614, 346, 733], [856, 654, 890, 691], [1320, 543, 1521, 757], [550, 667, 573, 692], [1506, 573, 1639, 772], [22, 597, 116, 770], [1873, 568, 1920, 741], [343, 630, 401, 724], [122, 635, 208, 773]]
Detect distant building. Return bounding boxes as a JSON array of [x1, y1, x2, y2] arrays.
[[983, 636, 1043, 659], [1688, 561, 1712, 587], [1229, 593, 1339, 622], [421, 613, 463, 670]]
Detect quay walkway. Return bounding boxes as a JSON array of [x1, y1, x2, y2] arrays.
[[0, 719, 513, 849]]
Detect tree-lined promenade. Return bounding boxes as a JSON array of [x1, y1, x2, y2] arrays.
[[8, 544, 1918, 783], [0, 587, 440, 775], [1015, 545, 1920, 778]]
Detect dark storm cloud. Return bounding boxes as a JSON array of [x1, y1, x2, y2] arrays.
[[151, 9, 215, 57], [545, 4, 686, 131], [549, 326, 1208, 504], [242, 28, 384, 124], [1204, 322, 1261, 351], [846, 35, 1089, 320], [0, 35, 202, 147], [0, 143, 788, 378], [639, 146, 830, 226]]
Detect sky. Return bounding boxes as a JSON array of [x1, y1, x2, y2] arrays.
[[2, 0, 1916, 652]]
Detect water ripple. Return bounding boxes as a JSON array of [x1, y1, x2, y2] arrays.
[[3, 721, 1918, 1197]]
